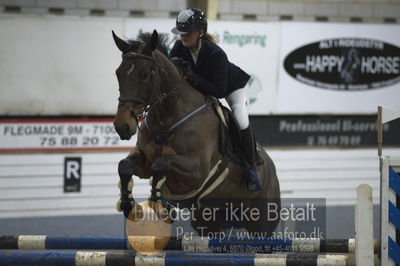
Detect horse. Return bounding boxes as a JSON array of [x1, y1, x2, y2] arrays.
[[112, 30, 280, 238]]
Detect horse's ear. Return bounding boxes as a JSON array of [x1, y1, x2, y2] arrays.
[[112, 30, 130, 53], [149, 30, 159, 52]]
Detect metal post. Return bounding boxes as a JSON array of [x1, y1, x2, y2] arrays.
[[189, 0, 218, 20]]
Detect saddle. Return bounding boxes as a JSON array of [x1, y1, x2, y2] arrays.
[[210, 99, 263, 166]]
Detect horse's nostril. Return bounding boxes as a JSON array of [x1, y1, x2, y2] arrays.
[[124, 124, 130, 134], [113, 122, 133, 140]]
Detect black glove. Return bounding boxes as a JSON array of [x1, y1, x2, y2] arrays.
[[171, 57, 197, 86], [182, 67, 197, 86], [171, 57, 191, 72]]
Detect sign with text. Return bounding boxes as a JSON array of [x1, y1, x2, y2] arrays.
[[0, 118, 136, 153], [283, 38, 400, 91], [251, 115, 400, 147], [64, 157, 81, 192], [278, 22, 400, 114]]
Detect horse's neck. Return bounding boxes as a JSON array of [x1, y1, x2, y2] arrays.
[[152, 79, 203, 127], [158, 56, 205, 115]]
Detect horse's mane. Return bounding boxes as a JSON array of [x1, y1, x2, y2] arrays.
[[132, 30, 170, 57], [126, 30, 183, 78]]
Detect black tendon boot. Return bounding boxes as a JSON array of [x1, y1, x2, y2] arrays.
[[241, 126, 264, 191]]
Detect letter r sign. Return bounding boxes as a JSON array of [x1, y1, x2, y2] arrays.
[[64, 157, 81, 192]]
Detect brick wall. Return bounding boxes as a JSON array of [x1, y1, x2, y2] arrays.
[[0, 0, 398, 23], [218, 0, 400, 23]]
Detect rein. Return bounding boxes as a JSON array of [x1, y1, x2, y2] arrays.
[[144, 99, 214, 145]]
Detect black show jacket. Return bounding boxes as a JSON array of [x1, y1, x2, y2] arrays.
[[170, 38, 250, 98]]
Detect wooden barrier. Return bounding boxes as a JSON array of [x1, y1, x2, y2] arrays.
[[0, 250, 356, 266], [0, 235, 381, 254], [355, 184, 374, 266]]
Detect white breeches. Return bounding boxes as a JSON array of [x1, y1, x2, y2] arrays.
[[226, 88, 249, 130]]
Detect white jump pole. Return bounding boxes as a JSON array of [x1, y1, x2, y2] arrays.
[[355, 184, 373, 266]]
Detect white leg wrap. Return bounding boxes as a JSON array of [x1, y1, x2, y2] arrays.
[[117, 179, 134, 191], [127, 179, 134, 191], [116, 200, 122, 212]]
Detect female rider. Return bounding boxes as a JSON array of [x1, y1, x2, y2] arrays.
[[170, 8, 263, 191]]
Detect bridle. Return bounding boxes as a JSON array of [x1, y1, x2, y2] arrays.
[[117, 52, 182, 125], [117, 50, 213, 146]]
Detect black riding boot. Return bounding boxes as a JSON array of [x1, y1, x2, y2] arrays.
[[241, 126, 263, 191]]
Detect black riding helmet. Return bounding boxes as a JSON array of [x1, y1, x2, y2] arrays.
[[171, 8, 207, 34]]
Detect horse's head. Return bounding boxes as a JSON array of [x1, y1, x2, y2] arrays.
[[112, 30, 162, 140]]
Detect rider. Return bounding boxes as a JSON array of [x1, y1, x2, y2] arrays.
[[170, 8, 263, 191]]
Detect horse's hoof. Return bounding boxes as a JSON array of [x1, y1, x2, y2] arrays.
[[117, 197, 136, 219], [123, 202, 134, 219], [116, 199, 134, 216]]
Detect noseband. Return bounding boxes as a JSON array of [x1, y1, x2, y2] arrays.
[[118, 52, 181, 124]]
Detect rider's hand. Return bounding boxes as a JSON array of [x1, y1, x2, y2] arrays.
[[183, 68, 198, 86], [171, 57, 197, 86], [171, 57, 191, 72]]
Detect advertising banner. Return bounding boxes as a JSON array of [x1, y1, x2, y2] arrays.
[[0, 118, 136, 153], [278, 22, 400, 114], [250, 115, 400, 148], [124, 19, 280, 114]]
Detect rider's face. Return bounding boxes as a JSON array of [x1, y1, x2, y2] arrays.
[[180, 31, 202, 49]]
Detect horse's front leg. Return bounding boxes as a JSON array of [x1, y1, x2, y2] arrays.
[[117, 148, 151, 219]]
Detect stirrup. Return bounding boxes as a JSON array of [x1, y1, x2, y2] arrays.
[[246, 168, 264, 191]]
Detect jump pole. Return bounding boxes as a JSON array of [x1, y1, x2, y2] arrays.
[[0, 235, 375, 253], [355, 184, 374, 266], [0, 250, 356, 266]]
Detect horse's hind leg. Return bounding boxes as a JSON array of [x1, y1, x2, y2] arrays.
[[149, 155, 202, 222], [151, 155, 202, 188]]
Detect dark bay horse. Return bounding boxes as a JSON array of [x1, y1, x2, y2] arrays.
[[112, 30, 280, 236]]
